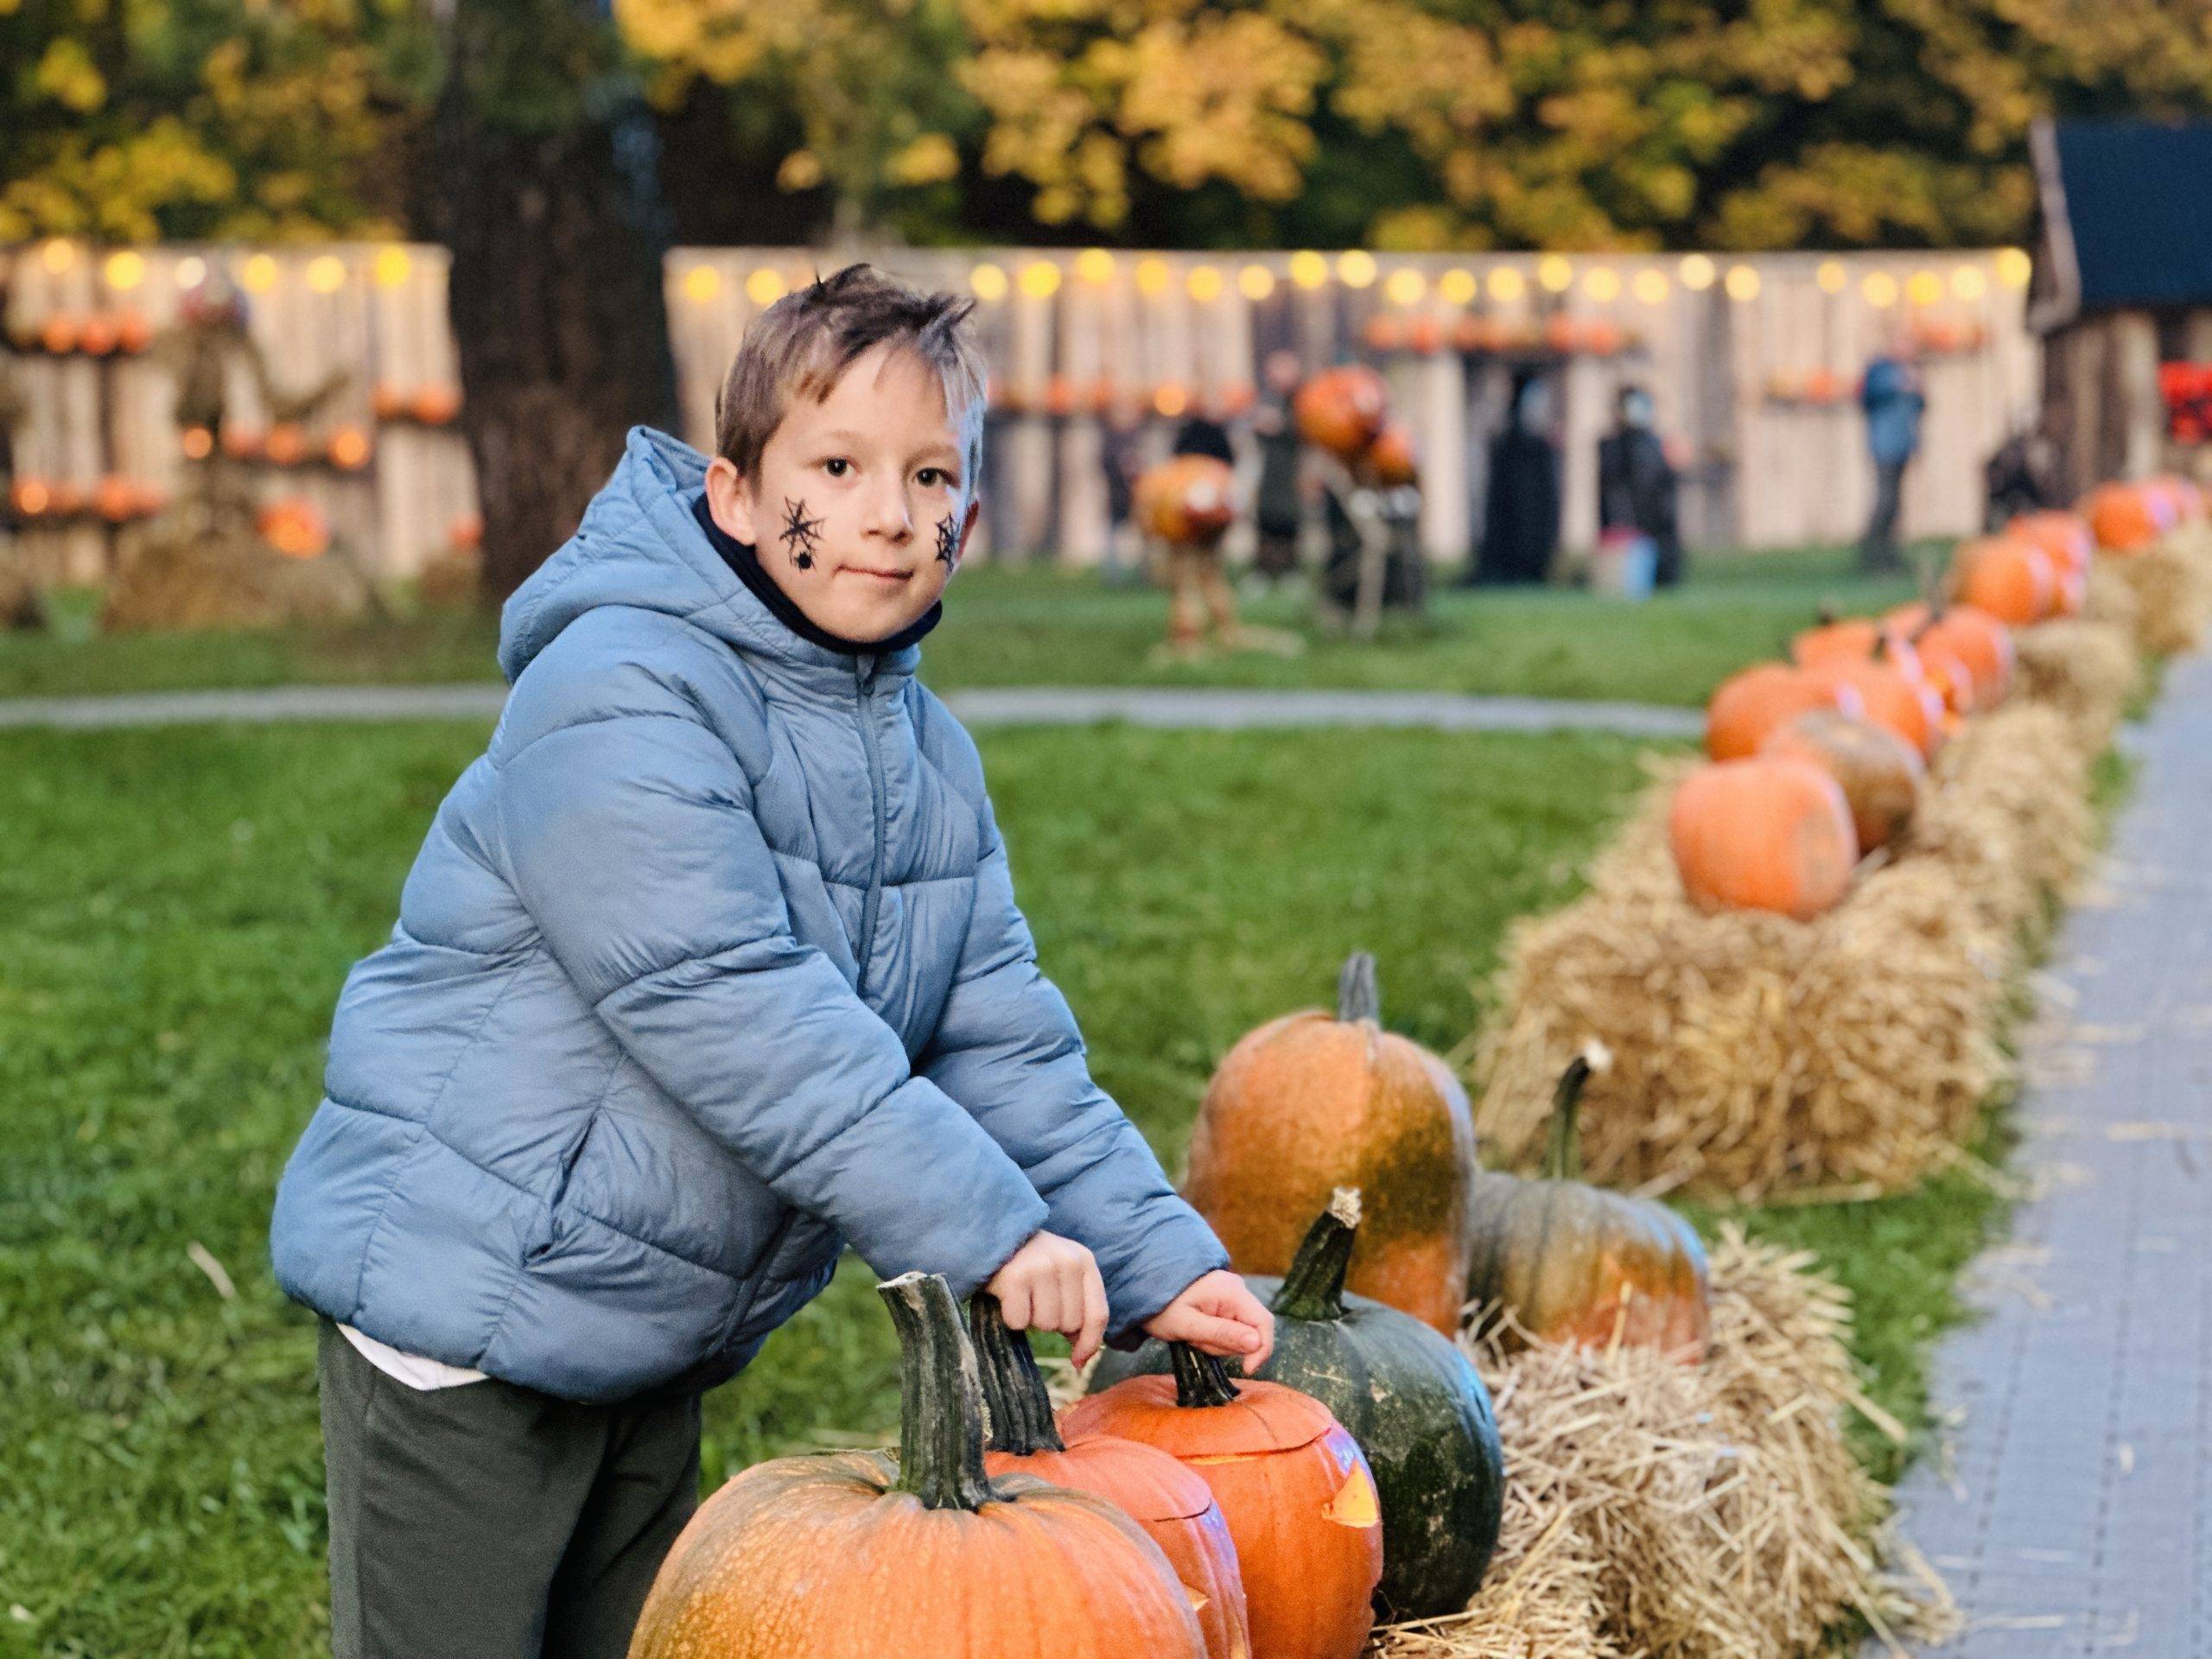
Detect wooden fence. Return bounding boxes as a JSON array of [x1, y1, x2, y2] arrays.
[[3, 239, 2038, 582]]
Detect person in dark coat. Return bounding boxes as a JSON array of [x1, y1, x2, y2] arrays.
[[1471, 372, 1561, 585], [1171, 410, 1236, 465], [1250, 349, 1306, 582], [1597, 385, 1684, 586], [1859, 352, 1925, 573]]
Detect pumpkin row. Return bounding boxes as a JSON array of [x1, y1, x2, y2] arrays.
[[1676, 484, 2207, 920]]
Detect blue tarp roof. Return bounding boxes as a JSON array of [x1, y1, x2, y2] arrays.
[[2044, 120, 2212, 315]]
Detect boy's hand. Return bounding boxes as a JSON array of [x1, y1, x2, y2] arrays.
[[1142, 1269, 1275, 1372], [985, 1230, 1110, 1367]]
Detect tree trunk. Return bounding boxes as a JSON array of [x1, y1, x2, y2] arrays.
[[431, 0, 680, 604]]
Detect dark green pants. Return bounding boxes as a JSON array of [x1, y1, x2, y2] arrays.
[[316, 1319, 701, 1659]]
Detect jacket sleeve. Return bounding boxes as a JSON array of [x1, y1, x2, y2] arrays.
[[921, 789, 1230, 1349], [493, 708, 1049, 1298]]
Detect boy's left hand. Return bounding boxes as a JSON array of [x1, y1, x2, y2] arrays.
[[1141, 1269, 1275, 1373]]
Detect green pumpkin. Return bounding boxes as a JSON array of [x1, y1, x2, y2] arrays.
[[1089, 1188, 1505, 1621]]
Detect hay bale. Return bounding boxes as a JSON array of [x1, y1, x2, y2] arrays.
[[102, 521, 375, 632], [2013, 619, 2139, 750], [1476, 705, 2088, 1198], [2101, 538, 2212, 657], [2082, 560, 2141, 639], [1373, 1236, 1947, 1658]]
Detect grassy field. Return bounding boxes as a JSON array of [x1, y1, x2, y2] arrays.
[[0, 545, 1927, 706], [0, 715, 2004, 1655]]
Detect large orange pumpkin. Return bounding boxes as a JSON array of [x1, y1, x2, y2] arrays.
[[1805, 651, 1945, 760], [1669, 756, 1859, 918], [1138, 455, 1237, 546], [1891, 602, 2015, 710], [1465, 1052, 1711, 1359], [1064, 1347, 1382, 1659], [2082, 482, 2162, 554], [628, 1274, 1205, 1658], [969, 1298, 1250, 1659], [1293, 365, 1389, 459], [1181, 953, 1476, 1337], [1951, 535, 2054, 626], [1759, 709, 1924, 852], [1704, 661, 1866, 761]]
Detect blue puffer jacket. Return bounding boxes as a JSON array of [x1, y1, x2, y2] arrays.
[[270, 425, 1228, 1403]]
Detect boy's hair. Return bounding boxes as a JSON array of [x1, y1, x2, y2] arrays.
[[714, 264, 988, 494]]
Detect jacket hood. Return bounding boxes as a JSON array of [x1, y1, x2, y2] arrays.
[[497, 425, 925, 689]]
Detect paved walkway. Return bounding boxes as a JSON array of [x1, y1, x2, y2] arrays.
[[1882, 652, 2212, 1656], [0, 682, 1703, 739]]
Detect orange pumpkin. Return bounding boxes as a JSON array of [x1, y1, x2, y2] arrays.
[[410, 385, 461, 426], [1465, 1052, 1711, 1359], [1669, 756, 1859, 918], [264, 423, 308, 466], [1760, 709, 1924, 853], [1916, 605, 2014, 709], [2007, 510, 2093, 577], [1950, 535, 2054, 626], [1293, 365, 1389, 459], [1704, 661, 1866, 761], [970, 1298, 1249, 1659], [2082, 482, 2161, 554], [1137, 455, 1237, 546], [628, 1274, 1205, 1659], [1182, 953, 1477, 1336], [1064, 1347, 1382, 1659], [1368, 423, 1418, 486], [1789, 615, 1887, 670], [1804, 649, 1945, 760]]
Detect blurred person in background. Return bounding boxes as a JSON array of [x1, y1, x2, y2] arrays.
[[1250, 349, 1307, 586], [1859, 349, 1925, 573], [1598, 383, 1683, 587], [1471, 370, 1561, 585]]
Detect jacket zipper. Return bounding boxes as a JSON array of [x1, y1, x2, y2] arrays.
[[853, 653, 887, 996]]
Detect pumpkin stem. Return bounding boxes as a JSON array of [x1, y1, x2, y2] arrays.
[[1169, 1340, 1244, 1408], [1545, 1052, 1599, 1182], [1816, 600, 1838, 626], [1273, 1186, 1361, 1323], [1337, 951, 1381, 1023], [966, 1293, 1067, 1457], [879, 1271, 999, 1511]]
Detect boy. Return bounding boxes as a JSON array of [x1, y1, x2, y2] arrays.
[[269, 264, 1273, 1659]]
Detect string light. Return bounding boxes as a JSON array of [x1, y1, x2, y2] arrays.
[[1816, 260, 1847, 294], [1238, 264, 1275, 301], [1186, 264, 1224, 302], [1337, 251, 1377, 289], [307, 256, 348, 295], [1724, 264, 1760, 302], [1863, 271, 1899, 308], [1537, 255, 1573, 293], [682, 265, 722, 304], [1906, 270, 1943, 307], [1631, 269, 1669, 305], [41, 240, 75, 274], [1018, 261, 1062, 299], [175, 255, 207, 289], [1383, 268, 1426, 307], [1951, 265, 1987, 301], [1135, 257, 1172, 296], [1288, 251, 1330, 289], [372, 246, 412, 288], [1438, 269, 1478, 306], [103, 251, 147, 291], [1679, 255, 1717, 291], [1076, 249, 1116, 285], [749, 267, 791, 305], [1487, 267, 1527, 303], [239, 253, 280, 292], [1995, 248, 2032, 289], [1583, 268, 1621, 303]]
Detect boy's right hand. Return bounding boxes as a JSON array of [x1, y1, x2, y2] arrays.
[[984, 1230, 1109, 1367]]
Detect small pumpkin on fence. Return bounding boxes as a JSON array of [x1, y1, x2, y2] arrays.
[[1181, 952, 1477, 1336], [1669, 755, 1859, 919], [1704, 660, 1866, 760], [1065, 1345, 1382, 1659], [1759, 708, 1923, 853], [627, 1273, 1205, 1659], [1089, 1189, 1505, 1623], [969, 1296, 1250, 1659], [1465, 1050, 1712, 1359]]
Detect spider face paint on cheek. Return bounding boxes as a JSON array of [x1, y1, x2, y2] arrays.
[[779, 497, 823, 570], [933, 513, 959, 566]]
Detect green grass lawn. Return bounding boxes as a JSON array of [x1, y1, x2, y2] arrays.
[[1, 544, 1925, 706], [0, 715, 1998, 1655]]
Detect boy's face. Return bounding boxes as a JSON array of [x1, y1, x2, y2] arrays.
[[705, 341, 979, 645]]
